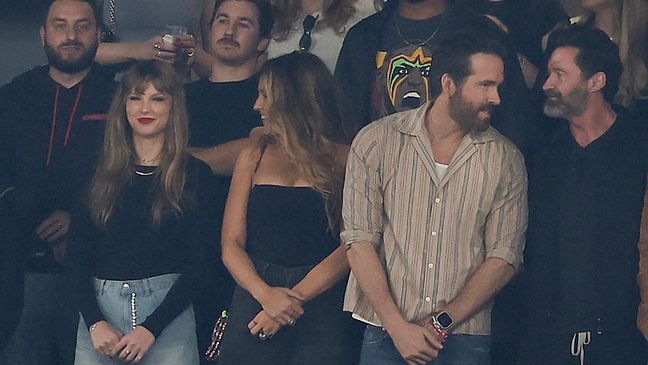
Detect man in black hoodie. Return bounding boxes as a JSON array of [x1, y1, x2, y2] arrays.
[[0, 1, 115, 363]]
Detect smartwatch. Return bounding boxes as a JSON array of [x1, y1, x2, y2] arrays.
[[434, 311, 454, 330]]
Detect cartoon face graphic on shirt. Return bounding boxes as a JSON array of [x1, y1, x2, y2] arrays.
[[386, 47, 432, 111]]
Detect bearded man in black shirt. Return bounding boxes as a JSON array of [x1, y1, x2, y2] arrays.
[[0, 0, 116, 364], [521, 27, 647, 365]]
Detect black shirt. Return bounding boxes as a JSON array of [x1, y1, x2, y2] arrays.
[[67, 157, 225, 337], [525, 110, 647, 333], [185, 75, 261, 148], [0, 65, 116, 271]]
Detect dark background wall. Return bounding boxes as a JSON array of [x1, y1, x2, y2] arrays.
[[0, 1, 49, 85]]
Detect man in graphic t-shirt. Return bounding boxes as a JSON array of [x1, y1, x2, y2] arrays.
[[335, 0, 540, 155], [183, 0, 274, 363]]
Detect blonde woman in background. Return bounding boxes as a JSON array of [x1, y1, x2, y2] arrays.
[[264, 0, 376, 72]]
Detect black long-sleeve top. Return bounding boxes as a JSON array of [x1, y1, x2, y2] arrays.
[[67, 157, 228, 337]]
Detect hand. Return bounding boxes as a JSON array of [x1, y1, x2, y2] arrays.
[[89, 321, 123, 358], [36, 210, 71, 243], [387, 321, 444, 365], [111, 326, 155, 363], [257, 286, 305, 326], [144, 35, 177, 63], [248, 310, 283, 339], [172, 34, 197, 65]]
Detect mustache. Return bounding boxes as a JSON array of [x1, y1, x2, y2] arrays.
[[478, 104, 496, 112], [544, 88, 562, 100], [216, 38, 240, 47], [59, 40, 84, 48]]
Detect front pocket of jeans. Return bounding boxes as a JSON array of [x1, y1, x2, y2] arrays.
[[362, 326, 389, 345]]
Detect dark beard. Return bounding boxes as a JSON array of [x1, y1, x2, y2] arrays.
[[448, 92, 492, 133], [44, 40, 98, 74]]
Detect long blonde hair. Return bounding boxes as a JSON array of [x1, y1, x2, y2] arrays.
[[272, 0, 357, 41], [89, 61, 189, 228], [259, 52, 352, 233]]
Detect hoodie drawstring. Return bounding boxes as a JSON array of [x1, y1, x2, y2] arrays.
[[46, 83, 84, 166]]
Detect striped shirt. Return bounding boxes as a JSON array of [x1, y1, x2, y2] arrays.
[[341, 103, 528, 335]]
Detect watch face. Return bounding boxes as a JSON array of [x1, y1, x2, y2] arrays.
[[437, 312, 453, 328]]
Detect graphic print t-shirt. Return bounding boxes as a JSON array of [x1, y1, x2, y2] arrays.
[[372, 12, 445, 119]]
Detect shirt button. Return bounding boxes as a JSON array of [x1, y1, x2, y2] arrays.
[[428, 263, 434, 269], [431, 231, 437, 236], [122, 283, 130, 289], [425, 297, 431, 302], [435, 197, 441, 203]]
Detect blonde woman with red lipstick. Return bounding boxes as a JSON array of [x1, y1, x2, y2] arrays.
[[67, 60, 224, 365]]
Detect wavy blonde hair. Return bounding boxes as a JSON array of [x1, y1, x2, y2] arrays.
[[272, 0, 357, 41], [259, 52, 352, 233], [89, 61, 189, 228]]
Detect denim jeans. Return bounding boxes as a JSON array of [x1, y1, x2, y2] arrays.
[[218, 260, 362, 365], [359, 325, 491, 365], [1, 272, 79, 365], [74, 274, 199, 365]]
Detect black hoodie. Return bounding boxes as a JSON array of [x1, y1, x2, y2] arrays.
[[0, 64, 116, 272]]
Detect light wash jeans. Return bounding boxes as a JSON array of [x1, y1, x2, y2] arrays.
[[74, 273, 198, 365], [359, 324, 491, 365]]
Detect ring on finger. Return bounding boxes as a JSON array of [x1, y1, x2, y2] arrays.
[[258, 331, 268, 340], [186, 47, 195, 57], [288, 319, 296, 326], [136, 355, 143, 361], [153, 42, 161, 50]]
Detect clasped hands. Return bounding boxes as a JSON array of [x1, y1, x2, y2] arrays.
[[384, 316, 450, 365], [249, 286, 305, 340], [90, 320, 155, 363]]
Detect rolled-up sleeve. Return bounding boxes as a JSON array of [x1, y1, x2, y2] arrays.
[[484, 147, 528, 270], [341, 128, 384, 249]]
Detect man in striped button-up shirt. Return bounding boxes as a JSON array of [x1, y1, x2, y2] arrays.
[[342, 34, 528, 365]]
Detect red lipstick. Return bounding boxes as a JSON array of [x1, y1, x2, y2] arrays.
[[138, 117, 155, 124]]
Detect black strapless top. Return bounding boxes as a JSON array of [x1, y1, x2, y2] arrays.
[[245, 185, 338, 267]]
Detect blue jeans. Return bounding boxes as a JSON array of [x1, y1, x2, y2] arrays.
[[359, 325, 490, 365], [1, 272, 79, 365], [74, 274, 198, 365]]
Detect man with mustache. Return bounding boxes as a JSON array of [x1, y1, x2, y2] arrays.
[[0, 0, 115, 363], [520, 27, 647, 364], [343, 34, 527, 365], [183, 0, 273, 362]]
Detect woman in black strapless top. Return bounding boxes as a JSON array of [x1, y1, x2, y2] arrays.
[[218, 52, 361, 364]]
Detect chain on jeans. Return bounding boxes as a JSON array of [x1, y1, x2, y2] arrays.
[[130, 292, 138, 330]]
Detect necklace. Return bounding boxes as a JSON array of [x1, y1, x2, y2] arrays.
[[395, 12, 447, 47], [134, 166, 157, 176]]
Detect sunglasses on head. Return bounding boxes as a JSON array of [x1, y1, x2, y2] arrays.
[[299, 14, 319, 52]]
